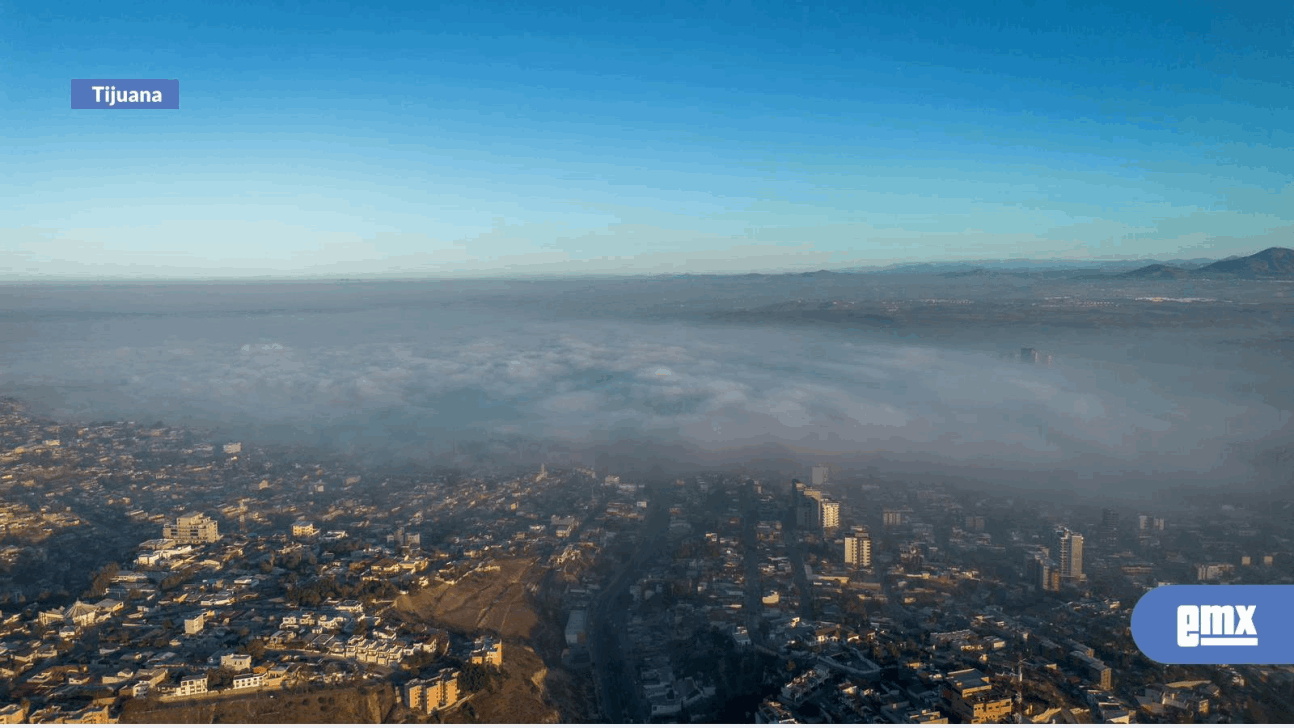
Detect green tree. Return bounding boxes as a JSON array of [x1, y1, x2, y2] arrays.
[[459, 663, 493, 693]]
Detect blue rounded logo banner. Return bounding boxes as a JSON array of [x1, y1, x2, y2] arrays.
[[1131, 585, 1294, 664]]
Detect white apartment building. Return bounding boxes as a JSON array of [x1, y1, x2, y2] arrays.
[[820, 500, 840, 530], [176, 675, 208, 697]]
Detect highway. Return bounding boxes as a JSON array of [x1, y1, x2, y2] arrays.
[[739, 478, 771, 649], [784, 494, 816, 622]]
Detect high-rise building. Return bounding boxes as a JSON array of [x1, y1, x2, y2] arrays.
[[1059, 530, 1085, 582], [883, 509, 905, 528], [1025, 551, 1057, 592], [796, 484, 824, 529], [164, 513, 220, 544], [811, 464, 830, 487], [820, 500, 840, 531], [844, 528, 872, 568], [1101, 509, 1118, 530]]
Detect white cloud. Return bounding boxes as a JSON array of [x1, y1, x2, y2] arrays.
[[0, 280, 1289, 492]]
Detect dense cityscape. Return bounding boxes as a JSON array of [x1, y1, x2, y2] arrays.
[[0, 396, 1291, 723], [7, 0, 1294, 722]]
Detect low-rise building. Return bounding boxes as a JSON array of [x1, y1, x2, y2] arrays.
[[470, 635, 503, 666], [941, 668, 1013, 724], [164, 513, 220, 544], [0, 704, 26, 724], [756, 699, 798, 724], [176, 674, 208, 698], [220, 653, 252, 671], [404, 668, 460, 712]]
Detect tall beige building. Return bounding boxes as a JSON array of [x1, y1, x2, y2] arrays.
[[1059, 529, 1085, 582], [820, 500, 840, 531], [164, 513, 220, 544], [844, 528, 872, 568]]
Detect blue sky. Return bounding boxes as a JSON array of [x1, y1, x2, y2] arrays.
[[4, 0, 1292, 277]]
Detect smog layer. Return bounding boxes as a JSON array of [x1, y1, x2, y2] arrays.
[[1, 272, 1291, 498]]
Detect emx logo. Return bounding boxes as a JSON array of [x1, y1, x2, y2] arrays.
[[1177, 605, 1257, 647], [1133, 586, 1293, 664]]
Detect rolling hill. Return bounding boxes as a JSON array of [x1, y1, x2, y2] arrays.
[[1122, 247, 1293, 280]]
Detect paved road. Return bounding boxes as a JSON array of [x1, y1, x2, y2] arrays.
[[588, 482, 670, 723], [739, 478, 770, 649], [784, 495, 816, 622]]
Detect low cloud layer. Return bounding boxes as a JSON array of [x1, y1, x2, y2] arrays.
[[1, 280, 1291, 495]]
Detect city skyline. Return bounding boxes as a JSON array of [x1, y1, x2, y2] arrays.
[[0, 394, 1281, 722]]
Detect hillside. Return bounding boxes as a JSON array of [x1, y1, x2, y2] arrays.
[[393, 558, 541, 639], [391, 557, 591, 722], [440, 642, 564, 724], [121, 683, 398, 724], [1196, 246, 1294, 278], [1119, 263, 1192, 280]]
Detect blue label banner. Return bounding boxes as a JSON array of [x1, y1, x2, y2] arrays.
[[1131, 585, 1294, 664], [71, 79, 179, 109]]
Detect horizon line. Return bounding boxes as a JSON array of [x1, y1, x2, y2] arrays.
[[1, 246, 1288, 284]]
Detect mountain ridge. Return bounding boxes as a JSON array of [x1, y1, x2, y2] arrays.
[[1122, 247, 1294, 279]]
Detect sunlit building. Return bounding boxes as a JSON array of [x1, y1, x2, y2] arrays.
[[470, 635, 503, 666], [844, 528, 872, 568], [820, 500, 840, 531], [941, 669, 1013, 724], [1059, 529, 1085, 582], [164, 512, 220, 544], [405, 668, 460, 712]]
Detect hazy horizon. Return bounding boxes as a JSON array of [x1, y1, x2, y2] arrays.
[[3, 276, 1291, 502], [0, 246, 1286, 282]]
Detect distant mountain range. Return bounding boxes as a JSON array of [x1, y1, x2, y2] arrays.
[[792, 247, 1294, 278], [1120, 247, 1294, 280], [848, 256, 1222, 276], [645, 248, 1294, 281]]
